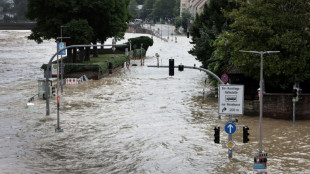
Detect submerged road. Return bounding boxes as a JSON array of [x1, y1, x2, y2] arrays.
[[0, 31, 310, 173]]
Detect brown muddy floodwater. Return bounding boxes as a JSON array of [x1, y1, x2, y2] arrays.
[[0, 30, 310, 173]]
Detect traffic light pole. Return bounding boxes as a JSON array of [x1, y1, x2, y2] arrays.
[[148, 64, 237, 158], [148, 65, 224, 84]]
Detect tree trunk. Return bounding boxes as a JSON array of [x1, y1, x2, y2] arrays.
[[73, 48, 77, 63], [79, 47, 85, 63], [93, 41, 98, 57], [85, 47, 90, 61]]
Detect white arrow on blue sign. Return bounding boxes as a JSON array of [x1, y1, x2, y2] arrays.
[[225, 122, 237, 135]]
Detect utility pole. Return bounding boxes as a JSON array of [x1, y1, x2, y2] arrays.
[[240, 50, 280, 173]]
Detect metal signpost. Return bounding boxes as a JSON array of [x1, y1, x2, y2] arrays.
[[219, 84, 244, 158]]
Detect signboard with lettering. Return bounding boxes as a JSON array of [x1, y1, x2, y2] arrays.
[[219, 85, 244, 115]]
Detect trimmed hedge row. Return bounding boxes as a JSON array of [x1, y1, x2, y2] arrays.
[[130, 48, 146, 58], [41, 54, 127, 76]]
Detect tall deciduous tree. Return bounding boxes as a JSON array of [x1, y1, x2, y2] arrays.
[[128, 0, 139, 19], [26, 0, 130, 49], [226, 0, 310, 91], [152, 0, 176, 22], [189, 0, 237, 68], [141, 0, 155, 21]]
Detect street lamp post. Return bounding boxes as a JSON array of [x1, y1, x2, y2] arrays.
[[240, 50, 279, 172], [239, 50, 280, 152]]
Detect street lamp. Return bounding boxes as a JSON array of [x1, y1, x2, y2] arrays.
[[240, 50, 279, 172], [239, 50, 280, 153]]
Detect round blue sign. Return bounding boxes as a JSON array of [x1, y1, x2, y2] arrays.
[[225, 122, 237, 135]]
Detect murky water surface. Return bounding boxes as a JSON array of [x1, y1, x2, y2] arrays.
[[1, 31, 310, 173]]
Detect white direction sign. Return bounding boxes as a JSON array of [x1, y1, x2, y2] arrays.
[[219, 85, 244, 115]]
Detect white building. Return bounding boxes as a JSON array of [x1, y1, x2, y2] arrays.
[[181, 0, 209, 17], [180, 0, 190, 16]]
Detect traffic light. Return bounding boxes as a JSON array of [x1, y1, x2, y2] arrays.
[[243, 126, 250, 143], [51, 86, 56, 97], [178, 65, 184, 72], [169, 59, 174, 76], [292, 88, 297, 98], [214, 126, 220, 144]]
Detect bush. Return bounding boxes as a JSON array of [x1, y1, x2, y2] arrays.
[[128, 36, 153, 51], [41, 54, 127, 75]]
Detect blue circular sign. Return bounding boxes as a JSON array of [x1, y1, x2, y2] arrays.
[[225, 122, 237, 135]]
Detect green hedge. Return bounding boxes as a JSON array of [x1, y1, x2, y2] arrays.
[[41, 54, 127, 75], [130, 48, 146, 58]]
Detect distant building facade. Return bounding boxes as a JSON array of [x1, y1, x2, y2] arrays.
[[180, 0, 190, 16], [180, 0, 209, 17]]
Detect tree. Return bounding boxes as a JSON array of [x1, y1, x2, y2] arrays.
[[26, 0, 130, 51], [141, 0, 155, 21], [152, 0, 176, 22], [189, 0, 237, 69], [64, 19, 94, 63], [173, 0, 180, 17], [174, 10, 191, 31], [226, 0, 310, 91], [128, 0, 139, 19]]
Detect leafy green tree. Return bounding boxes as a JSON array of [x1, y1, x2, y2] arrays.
[[64, 19, 94, 63], [152, 0, 176, 22], [174, 10, 191, 31], [141, 0, 155, 21], [226, 0, 310, 91], [26, 0, 130, 46], [26, 0, 130, 59], [173, 0, 180, 17], [189, 0, 237, 70], [128, 0, 139, 19]]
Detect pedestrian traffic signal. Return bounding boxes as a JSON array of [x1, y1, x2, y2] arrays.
[[169, 59, 174, 76], [214, 126, 220, 144], [243, 126, 250, 143]]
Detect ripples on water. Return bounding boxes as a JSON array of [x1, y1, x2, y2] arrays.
[[1, 31, 310, 173]]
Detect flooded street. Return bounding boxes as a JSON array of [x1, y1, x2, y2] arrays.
[[1, 31, 310, 173]]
